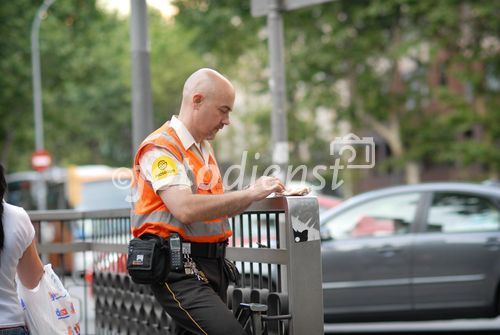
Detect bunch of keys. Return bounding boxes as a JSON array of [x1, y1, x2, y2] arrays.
[[194, 266, 208, 283], [182, 243, 194, 275], [181, 242, 208, 282]]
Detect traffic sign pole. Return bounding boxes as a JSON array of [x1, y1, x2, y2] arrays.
[[32, 0, 55, 152], [31, 0, 55, 211], [31, 149, 52, 210]]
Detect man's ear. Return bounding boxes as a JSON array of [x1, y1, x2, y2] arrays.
[[193, 93, 203, 107]]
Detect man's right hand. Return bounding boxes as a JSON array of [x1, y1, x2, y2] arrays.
[[159, 176, 285, 224], [247, 176, 285, 201]]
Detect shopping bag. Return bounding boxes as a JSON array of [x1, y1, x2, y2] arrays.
[[16, 264, 80, 335]]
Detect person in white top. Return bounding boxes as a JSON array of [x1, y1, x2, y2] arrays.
[[0, 165, 44, 335]]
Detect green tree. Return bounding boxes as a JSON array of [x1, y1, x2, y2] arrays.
[[418, 1, 500, 179], [0, 1, 38, 170], [149, 11, 204, 126], [0, 0, 132, 170], [40, 0, 132, 166], [1, 1, 204, 172], [173, 0, 500, 184]]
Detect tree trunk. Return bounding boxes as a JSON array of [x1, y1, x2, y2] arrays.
[[488, 167, 499, 181], [405, 161, 420, 184]]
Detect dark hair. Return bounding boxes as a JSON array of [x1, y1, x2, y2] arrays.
[[0, 164, 5, 250]]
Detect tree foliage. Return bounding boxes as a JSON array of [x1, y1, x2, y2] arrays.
[[0, 1, 39, 170], [0, 1, 203, 172], [1, 0, 498, 184], [173, 0, 500, 182]]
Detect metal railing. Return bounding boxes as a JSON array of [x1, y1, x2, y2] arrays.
[[29, 196, 324, 335]]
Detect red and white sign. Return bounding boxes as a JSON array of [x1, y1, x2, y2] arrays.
[[31, 149, 52, 172]]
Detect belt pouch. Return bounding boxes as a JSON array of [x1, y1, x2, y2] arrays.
[[127, 234, 171, 284]]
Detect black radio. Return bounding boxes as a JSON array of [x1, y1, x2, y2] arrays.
[[169, 233, 183, 271]]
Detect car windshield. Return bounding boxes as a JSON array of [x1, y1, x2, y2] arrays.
[[76, 180, 130, 211]]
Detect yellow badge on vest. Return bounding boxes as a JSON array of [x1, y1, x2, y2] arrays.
[[152, 156, 178, 181]]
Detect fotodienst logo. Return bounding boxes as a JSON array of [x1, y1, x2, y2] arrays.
[[112, 132, 376, 202]]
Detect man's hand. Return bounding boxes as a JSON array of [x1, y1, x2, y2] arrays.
[[159, 176, 285, 224], [247, 176, 286, 201]]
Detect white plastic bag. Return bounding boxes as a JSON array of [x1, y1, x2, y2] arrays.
[[17, 264, 80, 335]]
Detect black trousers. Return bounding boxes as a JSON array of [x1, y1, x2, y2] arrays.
[[151, 256, 246, 335]]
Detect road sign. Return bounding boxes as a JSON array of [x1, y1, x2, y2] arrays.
[[31, 149, 52, 172], [251, 0, 333, 17]]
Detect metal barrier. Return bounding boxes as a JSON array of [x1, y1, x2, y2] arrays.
[[29, 196, 324, 335]]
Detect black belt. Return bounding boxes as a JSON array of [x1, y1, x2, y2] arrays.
[[187, 241, 227, 259]]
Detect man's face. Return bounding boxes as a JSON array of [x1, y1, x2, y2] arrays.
[[196, 83, 235, 141]]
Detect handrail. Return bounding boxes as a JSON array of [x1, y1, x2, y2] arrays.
[[27, 197, 289, 221]]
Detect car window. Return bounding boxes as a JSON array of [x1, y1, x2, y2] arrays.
[[426, 193, 500, 233], [76, 180, 131, 211], [324, 193, 420, 240]]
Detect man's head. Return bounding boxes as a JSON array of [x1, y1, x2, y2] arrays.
[[179, 68, 235, 142]]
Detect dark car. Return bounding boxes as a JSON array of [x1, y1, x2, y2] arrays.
[[320, 182, 500, 323]]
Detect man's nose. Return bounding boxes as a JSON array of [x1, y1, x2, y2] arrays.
[[222, 116, 230, 126]]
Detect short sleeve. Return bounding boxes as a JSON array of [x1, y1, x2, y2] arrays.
[[15, 206, 35, 252], [139, 147, 192, 192]]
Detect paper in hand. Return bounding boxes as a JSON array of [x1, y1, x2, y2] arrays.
[[282, 186, 311, 196]]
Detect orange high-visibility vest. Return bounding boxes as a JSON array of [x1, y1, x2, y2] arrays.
[[131, 122, 231, 243]]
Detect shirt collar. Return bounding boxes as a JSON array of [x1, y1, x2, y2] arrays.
[[170, 115, 196, 151], [170, 115, 210, 163]]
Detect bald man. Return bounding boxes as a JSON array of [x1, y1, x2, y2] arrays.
[[131, 68, 285, 334]]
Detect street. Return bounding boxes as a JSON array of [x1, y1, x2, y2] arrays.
[[325, 317, 500, 334], [67, 276, 500, 335]]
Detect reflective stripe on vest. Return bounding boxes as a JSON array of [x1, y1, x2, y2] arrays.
[[131, 211, 228, 237], [131, 123, 231, 242]]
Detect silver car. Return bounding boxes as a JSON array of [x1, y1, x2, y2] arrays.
[[320, 182, 500, 322]]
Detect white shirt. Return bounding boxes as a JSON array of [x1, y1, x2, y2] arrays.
[[139, 116, 212, 192], [0, 202, 35, 328], [170, 116, 211, 164]]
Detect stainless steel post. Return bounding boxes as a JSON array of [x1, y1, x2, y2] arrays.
[[267, 0, 289, 181], [284, 196, 324, 334], [130, 0, 154, 153]]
